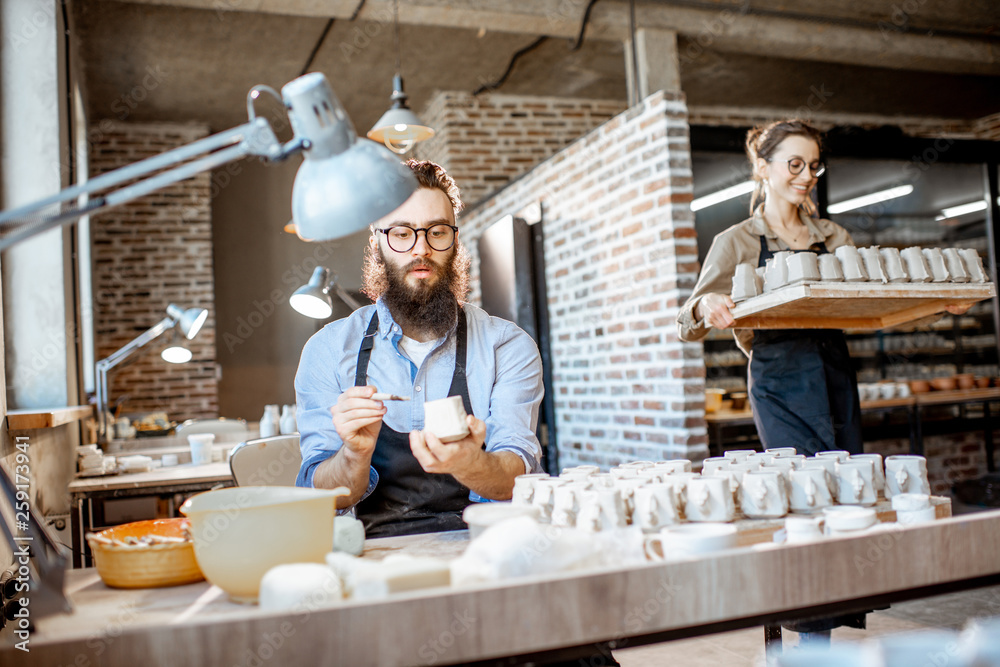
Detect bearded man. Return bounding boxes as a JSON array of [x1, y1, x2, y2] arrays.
[[295, 159, 544, 538]]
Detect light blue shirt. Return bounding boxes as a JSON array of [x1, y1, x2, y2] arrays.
[[294, 299, 544, 505]]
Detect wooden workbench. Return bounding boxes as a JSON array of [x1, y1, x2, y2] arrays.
[[5, 507, 998, 667]]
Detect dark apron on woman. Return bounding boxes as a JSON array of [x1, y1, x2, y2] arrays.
[[749, 235, 863, 456], [353, 310, 475, 538], [750, 235, 869, 634]]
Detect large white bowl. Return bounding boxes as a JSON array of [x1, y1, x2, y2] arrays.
[[180, 486, 346, 602]]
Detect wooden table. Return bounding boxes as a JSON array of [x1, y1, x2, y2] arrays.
[[68, 462, 235, 568], [6, 506, 999, 666]]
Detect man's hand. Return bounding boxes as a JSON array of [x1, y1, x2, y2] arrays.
[[945, 303, 972, 316], [697, 293, 736, 329], [409, 415, 487, 475], [331, 385, 386, 458]]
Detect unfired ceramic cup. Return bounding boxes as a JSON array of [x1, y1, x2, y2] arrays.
[[784, 515, 825, 543], [424, 395, 470, 442], [818, 254, 844, 281], [960, 248, 988, 282], [880, 247, 909, 282], [644, 523, 737, 560], [923, 247, 950, 282], [786, 252, 820, 284], [511, 473, 551, 506], [654, 459, 693, 475], [740, 470, 789, 519], [802, 457, 838, 495], [633, 484, 682, 532], [731, 262, 760, 302], [884, 455, 931, 498], [788, 467, 834, 512], [815, 450, 851, 462], [942, 247, 970, 283], [684, 476, 735, 522], [701, 456, 732, 476], [768, 447, 799, 458], [576, 487, 627, 532], [900, 247, 931, 282], [764, 251, 791, 291], [859, 246, 888, 283], [848, 454, 885, 495], [835, 459, 877, 506], [835, 245, 868, 282], [723, 449, 756, 463], [551, 482, 588, 527]]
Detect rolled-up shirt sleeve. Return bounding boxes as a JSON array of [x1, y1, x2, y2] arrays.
[[293, 326, 378, 502], [677, 229, 744, 343], [480, 321, 544, 482]]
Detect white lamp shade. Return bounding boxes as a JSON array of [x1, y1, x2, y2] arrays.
[[290, 293, 334, 319], [368, 107, 435, 154], [167, 304, 208, 339], [161, 345, 193, 364]]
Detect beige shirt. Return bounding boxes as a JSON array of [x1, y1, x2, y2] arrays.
[[676, 208, 855, 356]]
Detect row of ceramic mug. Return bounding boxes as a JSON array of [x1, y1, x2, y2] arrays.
[[857, 382, 911, 401], [510, 451, 931, 532], [732, 246, 988, 301]]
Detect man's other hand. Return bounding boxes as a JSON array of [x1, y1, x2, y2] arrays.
[[331, 385, 386, 458], [409, 415, 487, 474]]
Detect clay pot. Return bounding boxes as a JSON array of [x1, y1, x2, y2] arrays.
[[975, 376, 992, 388], [955, 373, 975, 390], [908, 379, 931, 394], [729, 392, 748, 411], [929, 377, 957, 391], [705, 389, 726, 413]]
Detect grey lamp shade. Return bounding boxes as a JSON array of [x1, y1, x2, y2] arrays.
[[290, 266, 334, 319], [166, 304, 208, 339], [282, 72, 418, 242]]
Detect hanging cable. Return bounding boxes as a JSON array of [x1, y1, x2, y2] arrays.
[[571, 0, 601, 51], [300, 19, 335, 77], [628, 0, 639, 106], [473, 36, 549, 96]]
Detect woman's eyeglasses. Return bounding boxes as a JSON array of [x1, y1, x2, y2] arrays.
[[378, 224, 458, 252], [769, 158, 826, 177]]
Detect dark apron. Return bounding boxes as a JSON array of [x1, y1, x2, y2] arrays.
[[353, 310, 475, 538], [748, 235, 863, 456]]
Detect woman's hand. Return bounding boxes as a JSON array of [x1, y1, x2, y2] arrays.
[[944, 303, 972, 316], [697, 293, 736, 329]]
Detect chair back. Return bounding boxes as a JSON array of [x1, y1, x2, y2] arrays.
[[229, 435, 302, 487], [175, 417, 250, 439]]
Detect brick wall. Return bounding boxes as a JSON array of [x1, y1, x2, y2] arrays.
[[416, 92, 626, 206], [89, 121, 218, 422], [460, 91, 707, 468], [688, 106, 1000, 141]]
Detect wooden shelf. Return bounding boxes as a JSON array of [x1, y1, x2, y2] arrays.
[[730, 282, 996, 330], [7, 405, 92, 430]]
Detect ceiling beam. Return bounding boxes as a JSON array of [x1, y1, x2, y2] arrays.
[[121, 0, 998, 76]]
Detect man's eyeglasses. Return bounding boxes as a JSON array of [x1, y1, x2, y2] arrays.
[[768, 158, 826, 177], [378, 224, 459, 253]]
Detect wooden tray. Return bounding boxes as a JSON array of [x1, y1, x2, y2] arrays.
[[730, 282, 996, 330]]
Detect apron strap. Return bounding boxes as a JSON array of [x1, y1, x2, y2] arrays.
[[354, 310, 380, 387], [447, 308, 474, 416]]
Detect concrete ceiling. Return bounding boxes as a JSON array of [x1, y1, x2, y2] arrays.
[[74, 0, 1000, 135]]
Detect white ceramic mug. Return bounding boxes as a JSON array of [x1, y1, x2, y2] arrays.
[[530, 477, 566, 522], [511, 473, 551, 505], [614, 477, 648, 522], [768, 447, 798, 458], [701, 456, 731, 476], [577, 488, 627, 532], [551, 483, 588, 528], [835, 245, 868, 282], [891, 493, 934, 525], [622, 460, 656, 470], [740, 470, 788, 519], [900, 246, 931, 282], [706, 470, 742, 502], [764, 251, 792, 292], [815, 450, 850, 462], [942, 247, 970, 283], [923, 247, 950, 282], [884, 455, 931, 498], [723, 449, 756, 463], [959, 248, 988, 282], [644, 524, 737, 561], [747, 451, 776, 466], [684, 476, 735, 523], [188, 434, 215, 466], [654, 459, 693, 475], [818, 254, 844, 281], [786, 252, 820, 284], [801, 457, 838, 495], [732, 262, 760, 302], [859, 246, 888, 283], [835, 459, 877, 506], [788, 467, 834, 512], [848, 454, 884, 495], [880, 247, 909, 282], [610, 467, 641, 480], [633, 483, 681, 532]]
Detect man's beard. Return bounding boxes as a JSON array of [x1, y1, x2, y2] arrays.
[[362, 243, 471, 338]]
